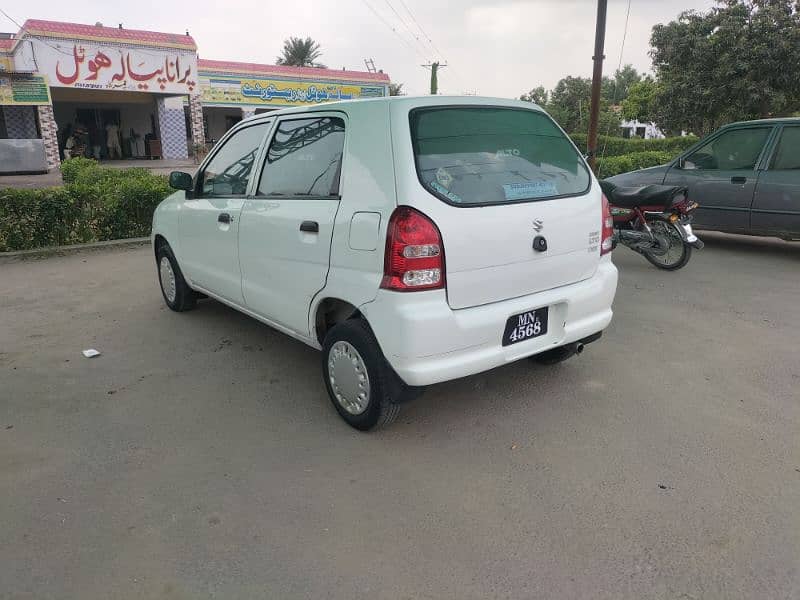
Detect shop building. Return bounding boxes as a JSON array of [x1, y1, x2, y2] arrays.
[[196, 59, 390, 142], [0, 19, 390, 173]]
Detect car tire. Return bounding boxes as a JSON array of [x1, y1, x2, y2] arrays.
[[156, 244, 197, 312], [321, 319, 407, 431]]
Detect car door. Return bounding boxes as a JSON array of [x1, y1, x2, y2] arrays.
[[751, 125, 800, 237], [179, 121, 270, 305], [663, 125, 774, 231], [239, 114, 345, 336]]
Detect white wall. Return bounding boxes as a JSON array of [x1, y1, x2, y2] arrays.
[[620, 120, 665, 140]]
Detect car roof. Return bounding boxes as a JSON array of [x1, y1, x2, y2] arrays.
[[721, 116, 800, 128], [239, 95, 546, 124]]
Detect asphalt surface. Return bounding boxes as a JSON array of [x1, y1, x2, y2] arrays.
[[1, 234, 798, 599]]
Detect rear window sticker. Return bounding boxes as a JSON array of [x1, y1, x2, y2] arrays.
[[430, 180, 463, 203], [502, 181, 558, 201]]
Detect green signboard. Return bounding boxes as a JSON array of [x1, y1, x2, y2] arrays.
[[0, 74, 51, 106]]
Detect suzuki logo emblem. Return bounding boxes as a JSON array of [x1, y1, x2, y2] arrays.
[[532, 219, 544, 232]]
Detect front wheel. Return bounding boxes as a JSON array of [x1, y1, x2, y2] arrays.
[[321, 319, 411, 431], [642, 221, 692, 270], [156, 244, 198, 311]]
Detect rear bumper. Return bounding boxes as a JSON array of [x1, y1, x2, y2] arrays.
[[361, 258, 618, 386]]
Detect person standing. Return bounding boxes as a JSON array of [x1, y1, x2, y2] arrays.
[[88, 124, 103, 160], [105, 121, 122, 159]]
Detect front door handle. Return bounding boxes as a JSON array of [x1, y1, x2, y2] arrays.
[[731, 176, 747, 184], [218, 213, 232, 224], [300, 220, 319, 233]]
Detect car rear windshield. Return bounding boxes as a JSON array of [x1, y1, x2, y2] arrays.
[[410, 107, 591, 206]]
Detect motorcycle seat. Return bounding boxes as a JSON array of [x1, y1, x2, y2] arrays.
[[599, 180, 687, 209]]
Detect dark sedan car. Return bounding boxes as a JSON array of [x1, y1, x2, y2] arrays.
[[605, 118, 800, 240]]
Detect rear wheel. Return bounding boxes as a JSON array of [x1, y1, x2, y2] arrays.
[[643, 221, 692, 270], [322, 319, 409, 431]]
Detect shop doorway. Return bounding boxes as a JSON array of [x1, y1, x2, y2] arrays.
[[51, 88, 159, 161]]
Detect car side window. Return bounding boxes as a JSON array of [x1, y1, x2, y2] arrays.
[[770, 127, 800, 170], [257, 116, 345, 198], [200, 123, 269, 197], [683, 127, 771, 171]]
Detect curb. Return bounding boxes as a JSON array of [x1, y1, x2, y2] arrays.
[[0, 237, 150, 263]]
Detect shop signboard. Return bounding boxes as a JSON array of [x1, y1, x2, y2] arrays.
[[24, 40, 198, 94], [200, 74, 386, 107], [0, 73, 51, 105]]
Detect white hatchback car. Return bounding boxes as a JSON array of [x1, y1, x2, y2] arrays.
[[153, 96, 618, 430]]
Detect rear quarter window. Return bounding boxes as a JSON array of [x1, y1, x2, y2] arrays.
[[410, 107, 591, 206]]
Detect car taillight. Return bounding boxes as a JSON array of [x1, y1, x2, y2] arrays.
[[381, 206, 445, 291], [601, 194, 614, 255]]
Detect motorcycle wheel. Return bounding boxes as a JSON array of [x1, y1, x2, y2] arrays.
[[642, 221, 692, 270]]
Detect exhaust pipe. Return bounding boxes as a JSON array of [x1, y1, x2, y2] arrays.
[[575, 343, 585, 355]]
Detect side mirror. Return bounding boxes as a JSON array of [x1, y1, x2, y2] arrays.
[[169, 171, 194, 192]]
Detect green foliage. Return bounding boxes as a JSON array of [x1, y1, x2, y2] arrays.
[[568, 133, 699, 157], [522, 73, 625, 134], [59, 156, 98, 184], [0, 159, 171, 251], [595, 151, 675, 178], [275, 36, 325, 68], [650, 0, 800, 134], [519, 85, 548, 105], [621, 77, 660, 123], [601, 65, 642, 104]]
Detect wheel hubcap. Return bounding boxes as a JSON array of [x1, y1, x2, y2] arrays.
[[159, 256, 177, 303], [328, 341, 371, 415]]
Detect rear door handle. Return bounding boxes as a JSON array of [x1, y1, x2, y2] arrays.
[[731, 176, 747, 184], [300, 220, 319, 233], [218, 213, 231, 224]]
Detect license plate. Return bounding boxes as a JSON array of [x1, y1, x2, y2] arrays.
[[502, 307, 549, 346]]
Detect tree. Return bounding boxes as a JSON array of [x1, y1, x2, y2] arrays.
[[276, 37, 326, 68], [549, 76, 593, 133], [518, 75, 622, 135], [389, 82, 405, 96], [601, 64, 642, 104], [519, 86, 548, 105], [621, 77, 660, 123], [650, 1, 800, 134]]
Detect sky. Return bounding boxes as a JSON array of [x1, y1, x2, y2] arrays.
[[2, 0, 718, 97]]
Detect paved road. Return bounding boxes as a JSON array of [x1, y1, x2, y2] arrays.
[[1, 235, 798, 599]]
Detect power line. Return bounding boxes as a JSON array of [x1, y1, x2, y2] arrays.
[[396, 0, 446, 60], [0, 7, 75, 55], [360, 0, 428, 61], [384, 0, 431, 58], [393, 0, 471, 93]]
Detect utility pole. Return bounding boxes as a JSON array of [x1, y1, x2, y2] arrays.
[[423, 61, 447, 95], [587, 0, 608, 174]]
